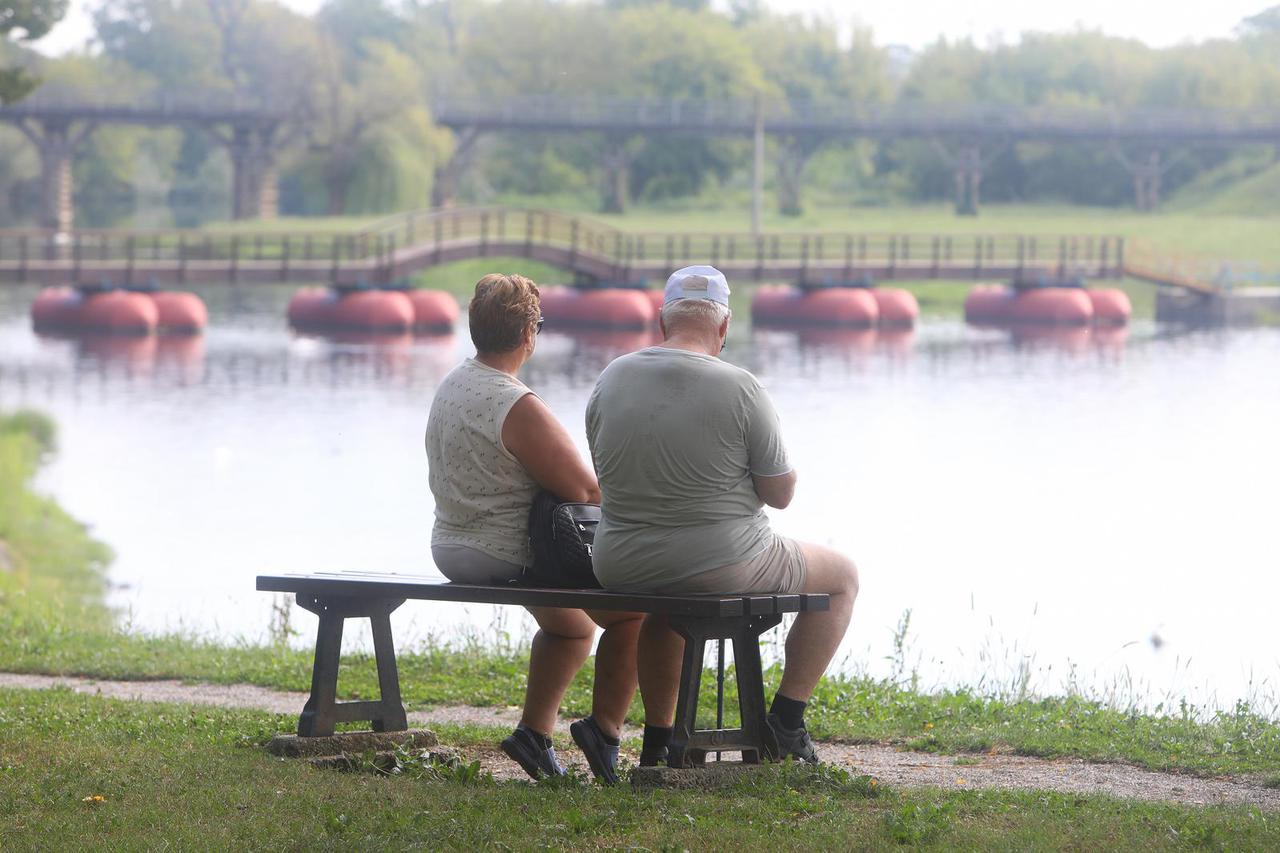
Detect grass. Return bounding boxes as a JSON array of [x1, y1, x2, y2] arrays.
[[4, 604, 1280, 778], [3, 686, 1278, 851], [409, 257, 563, 299], [538, 198, 1280, 269], [0, 411, 114, 630]]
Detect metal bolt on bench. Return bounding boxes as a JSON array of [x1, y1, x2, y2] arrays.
[[256, 572, 829, 766]]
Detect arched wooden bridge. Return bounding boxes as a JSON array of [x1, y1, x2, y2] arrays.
[[0, 206, 1224, 295]]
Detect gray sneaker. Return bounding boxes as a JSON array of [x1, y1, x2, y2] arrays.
[[501, 725, 565, 780], [766, 713, 819, 763]]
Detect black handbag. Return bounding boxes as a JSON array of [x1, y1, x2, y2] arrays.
[[524, 489, 602, 589]]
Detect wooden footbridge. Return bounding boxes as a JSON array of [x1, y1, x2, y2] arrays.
[[0, 206, 1222, 295]]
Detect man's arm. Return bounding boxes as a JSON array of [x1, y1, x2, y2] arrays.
[[745, 379, 795, 509], [752, 469, 796, 509]]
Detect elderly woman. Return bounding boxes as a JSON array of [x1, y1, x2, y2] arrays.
[[425, 273, 640, 784]]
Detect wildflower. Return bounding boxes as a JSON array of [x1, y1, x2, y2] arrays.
[[924, 722, 934, 730], [82, 795, 105, 803]]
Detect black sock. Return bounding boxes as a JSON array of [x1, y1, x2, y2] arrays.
[[517, 724, 553, 749], [590, 716, 620, 747], [642, 724, 673, 755], [770, 693, 808, 730]]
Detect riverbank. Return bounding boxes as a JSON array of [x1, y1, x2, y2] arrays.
[[4, 409, 1280, 847]]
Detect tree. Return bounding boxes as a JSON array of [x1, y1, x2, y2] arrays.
[[306, 38, 431, 214], [1, 0, 68, 103]]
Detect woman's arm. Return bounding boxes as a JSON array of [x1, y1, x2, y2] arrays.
[[502, 393, 602, 503]]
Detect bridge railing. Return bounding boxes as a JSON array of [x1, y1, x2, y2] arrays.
[[0, 228, 397, 270], [0, 206, 1128, 283], [1123, 239, 1257, 294], [363, 206, 1126, 278], [429, 93, 1280, 138]]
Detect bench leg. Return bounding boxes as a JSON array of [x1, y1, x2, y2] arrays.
[[667, 625, 708, 770], [295, 595, 408, 738], [369, 605, 408, 732], [665, 614, 782, 769], [733, 618, 781, 764], [298, 607, 344, 738]]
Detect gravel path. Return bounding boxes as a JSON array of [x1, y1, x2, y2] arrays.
[[5, 671, 1278, 809]]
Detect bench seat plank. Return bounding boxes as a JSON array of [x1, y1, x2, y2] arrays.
[[256, 573, 828, 618]]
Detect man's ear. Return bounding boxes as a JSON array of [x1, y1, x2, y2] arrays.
[[719, 315, 730, 339], [659, 315, 668, 338]]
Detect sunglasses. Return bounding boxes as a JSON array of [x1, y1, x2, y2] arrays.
[[535, 317, 545, 335]]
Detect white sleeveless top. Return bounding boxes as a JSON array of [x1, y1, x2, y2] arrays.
[[426, 358, 537, 566]]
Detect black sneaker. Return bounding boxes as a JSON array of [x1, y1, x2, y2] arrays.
[[569, 716, 620, 785], [500, 725, 565, 780], [638, 746, 668, 767], [766, 713, 819, 763]]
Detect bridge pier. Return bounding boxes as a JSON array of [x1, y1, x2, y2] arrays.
[[776, 137, 822, 217], [431, 127, 480, 209], [15, 117, 97, 233], [1111, 146, 1175, 212], [221, 125, 280, 221], [953, 146, 982, 217], [600, 136, 632, 214], [931, 141, 996, 216]]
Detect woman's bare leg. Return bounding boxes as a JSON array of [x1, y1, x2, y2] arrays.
[[520, 606, 596, 735]]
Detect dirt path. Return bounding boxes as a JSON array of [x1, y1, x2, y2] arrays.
[[4, 672, 1278, 809]]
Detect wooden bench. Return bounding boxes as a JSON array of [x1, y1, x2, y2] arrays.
[[256, 571, 829, 768]]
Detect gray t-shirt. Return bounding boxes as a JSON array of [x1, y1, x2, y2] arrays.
[[586, 346, 792, 589]]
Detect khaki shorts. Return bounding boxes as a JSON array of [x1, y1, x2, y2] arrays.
[[654, 534, 808, 596]]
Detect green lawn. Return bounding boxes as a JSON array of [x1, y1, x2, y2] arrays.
[[2, 686, 1275, 851]]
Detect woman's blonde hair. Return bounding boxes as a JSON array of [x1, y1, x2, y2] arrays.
[[468, 273, 541, 353]]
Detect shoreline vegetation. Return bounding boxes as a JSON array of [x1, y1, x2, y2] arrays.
[[5, 410, 1280, 846]]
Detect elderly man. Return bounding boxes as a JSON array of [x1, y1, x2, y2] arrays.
[[585, 265, 859, 764]]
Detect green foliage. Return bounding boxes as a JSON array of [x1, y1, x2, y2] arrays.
[[0, 0, 68, 40], [0, 409, 112, 629], [0, 0, 68, 103], [0, 408, 55, 453]]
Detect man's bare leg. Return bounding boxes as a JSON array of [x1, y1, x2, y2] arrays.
[[583, 609, 643, 737], [777, 541, 859, 702], [636, 615, 684, 727]]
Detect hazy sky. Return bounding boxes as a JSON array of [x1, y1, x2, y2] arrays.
[[30, 0, 1275, 55]]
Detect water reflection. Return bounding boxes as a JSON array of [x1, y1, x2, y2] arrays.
[[2, 284, 1279, 715]]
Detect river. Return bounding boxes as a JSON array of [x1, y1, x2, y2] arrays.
[[1, 282, 1277, 714]]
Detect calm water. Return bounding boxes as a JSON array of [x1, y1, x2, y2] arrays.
[[2, 283, 1278, 713]]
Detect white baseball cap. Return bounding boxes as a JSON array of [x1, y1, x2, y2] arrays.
[[663, 265, 731, 306]]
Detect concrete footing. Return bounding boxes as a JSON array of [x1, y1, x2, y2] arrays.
[[630, 762, 772, 790], [1156, 288, 1280, 325], [267, 728, 437, 759]]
